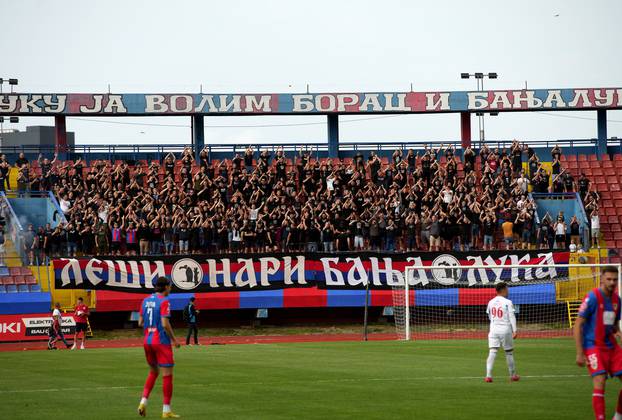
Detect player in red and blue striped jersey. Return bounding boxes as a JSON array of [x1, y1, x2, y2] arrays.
[[138, 277, 181, 419], [574, 266, 622, 420]]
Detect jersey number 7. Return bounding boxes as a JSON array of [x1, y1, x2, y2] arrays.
[[146, 307, 153, 325]]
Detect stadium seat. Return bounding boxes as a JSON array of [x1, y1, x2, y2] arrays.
[[0, 285, 5, 293], [9, 267, 20, 276], [17, 284, 29, 292], [19, 267, 31, 276], [604, 168, 617, 176], [2, 277, 14, 285], [6, 285, 17, 293], [13, 276, 25, 285], [0, 267, 9, 277], [578, 155, 588, 161], [597, 183, 609, 192], [24, 276, 37, 285], [29, 284, 41, 292]]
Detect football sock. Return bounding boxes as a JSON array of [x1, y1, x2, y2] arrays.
[[142, 371, 158, 399], [163, 374, 173, 406], [140, 397, 148, 406], [592, 389, 605, 420], [615, 390, 622, 420], [505, 351, 516, 376], [486, 349, 497, 377], [163, 404, 171, 413]]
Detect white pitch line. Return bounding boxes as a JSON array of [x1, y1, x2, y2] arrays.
[[0, 374, 584, 394]]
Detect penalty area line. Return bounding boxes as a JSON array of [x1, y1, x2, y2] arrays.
[[0, 374, 584, 394]]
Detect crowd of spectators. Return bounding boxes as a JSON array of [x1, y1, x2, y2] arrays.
[[0, 141, 603, 261]]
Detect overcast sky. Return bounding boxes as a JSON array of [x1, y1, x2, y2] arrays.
[[2, 0, 622, 146]]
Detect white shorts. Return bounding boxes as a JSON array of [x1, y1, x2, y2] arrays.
[[488, 331, 514, 351]]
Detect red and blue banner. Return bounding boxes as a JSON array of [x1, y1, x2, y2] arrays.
[[2, 89, 621, 116], [54, 251, 570, 311]]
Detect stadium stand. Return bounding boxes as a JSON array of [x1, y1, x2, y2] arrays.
[[0, 141, 607, 258]]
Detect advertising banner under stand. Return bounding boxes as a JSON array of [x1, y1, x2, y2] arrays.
[[0, 313, 76, 342]]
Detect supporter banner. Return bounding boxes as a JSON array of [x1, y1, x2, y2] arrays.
[[1, 89, 621, 116], [0, 313, 75, 342], [53, 251, 569, 294]]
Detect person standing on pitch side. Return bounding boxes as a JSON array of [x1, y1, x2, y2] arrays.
[[183, 297, 200, 346]]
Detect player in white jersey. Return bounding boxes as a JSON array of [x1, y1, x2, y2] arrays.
[[484, 282, 520, 382]]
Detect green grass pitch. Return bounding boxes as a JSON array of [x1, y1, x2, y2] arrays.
[[0, 338, 612, 419]]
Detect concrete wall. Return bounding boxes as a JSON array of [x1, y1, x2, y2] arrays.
[[0, 125, 75, 148]]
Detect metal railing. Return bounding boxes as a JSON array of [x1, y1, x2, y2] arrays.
[[0, 137, 612, 162], [2, 190, 55, 199], [0, 191, 23, 259]]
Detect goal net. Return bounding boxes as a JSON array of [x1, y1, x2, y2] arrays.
[[392, 263, 621, 340]]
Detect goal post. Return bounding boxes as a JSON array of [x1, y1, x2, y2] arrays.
[[392, 263, 622, 341]]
